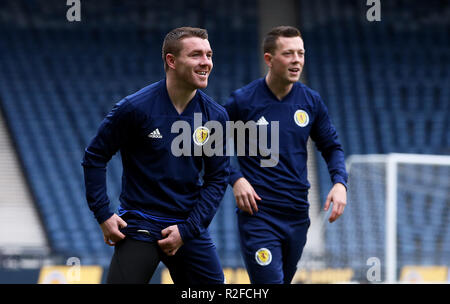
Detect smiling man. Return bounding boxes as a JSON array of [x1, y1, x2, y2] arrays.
[[225, 26, 348, 284], [82, 27, 229, 284]]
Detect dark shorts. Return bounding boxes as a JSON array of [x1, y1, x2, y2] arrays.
[[237, 205, 310, 284], [107, 214, 224, 284]]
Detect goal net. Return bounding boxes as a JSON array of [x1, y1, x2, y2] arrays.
[[297, 153, 450, 283]]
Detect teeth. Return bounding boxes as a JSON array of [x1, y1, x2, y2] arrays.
[[197, 72, 207, 75]]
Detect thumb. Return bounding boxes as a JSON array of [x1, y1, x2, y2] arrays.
[[324, 195, 332, 211], [118, 217, 127, 229], [160, 227, 171, 238]]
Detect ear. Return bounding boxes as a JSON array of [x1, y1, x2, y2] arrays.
[[263, 52, 272, 68], [166, 53, 176, 70]]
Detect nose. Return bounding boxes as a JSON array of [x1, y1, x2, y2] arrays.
[[200, 54, 212, 67]]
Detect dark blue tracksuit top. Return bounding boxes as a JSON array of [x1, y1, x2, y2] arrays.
[[224, 78, 347, 212], [82, 79, 230, 242]]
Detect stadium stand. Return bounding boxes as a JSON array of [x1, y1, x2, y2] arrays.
[[0, 0, 259, 267], [0, 0, 448, 283], [300, 0, 449, 281]]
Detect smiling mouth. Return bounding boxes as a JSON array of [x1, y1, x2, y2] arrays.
[[288, 68, 300, 73], [196, 71, 208, 76]]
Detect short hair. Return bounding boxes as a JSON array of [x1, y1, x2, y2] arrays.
[[162, 27, 209, 71], [263, 26, 302, 54]]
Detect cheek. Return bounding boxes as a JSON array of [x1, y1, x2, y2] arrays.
[[180, 66, 191, 77], [273, 59, 288, 70], [274, 65, 286, 75], [282, 58, 292, 68]]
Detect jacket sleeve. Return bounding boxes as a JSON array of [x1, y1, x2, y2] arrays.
[[177, 110, 231, 242], [223, 94, 244, 186], [81, 98, 135, 224], [310, 94, 348, 189]]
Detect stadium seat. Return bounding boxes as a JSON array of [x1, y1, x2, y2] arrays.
[[0, 0, 259, 267]]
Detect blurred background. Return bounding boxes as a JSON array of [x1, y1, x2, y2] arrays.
[[0, 0, 448, 283]]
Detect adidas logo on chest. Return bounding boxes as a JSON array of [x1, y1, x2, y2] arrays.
[[256, 116, 269, 126], [148, 128, 163, 139]]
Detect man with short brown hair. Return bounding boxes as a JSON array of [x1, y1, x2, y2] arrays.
[[82, 27, 229, 284], [225, 26, 348, 284]]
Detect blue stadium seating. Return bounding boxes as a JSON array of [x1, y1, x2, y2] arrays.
[[0, 0, 259, 267], [300, 0, 449, 277], [0, 0, 448, 279]]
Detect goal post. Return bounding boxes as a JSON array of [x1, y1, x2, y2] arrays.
[[346, 153, 450, 283]]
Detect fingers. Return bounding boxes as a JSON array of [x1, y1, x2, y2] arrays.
[[104, 234, 122, 246], [157, 227, 181, 256], [235, 191, 260, 215], [248, 195, 259, 214], [243, 194, 259, 215], [251, 189, 260, 213], [243, 195, 254, 215], [233, 178, 260, 215], [109, 224, 126, 241], [324, 194, 332, 212], [253, 190, 262, 201], [235, 194, 251, 214], [104, 235, 115, 246], [328, 207, 338, 223], [158, 228, 171, 251], [104, 230, 126, 246], [160, 227, 170, 238], [158, 238, 179, 256], [328, 200, 346, 223], [165, 248, 179, 256], [102, 216, 127, 246], [118, 217, 128, 229], [326, 183, 347, 223], [115, 230, 126, 240]]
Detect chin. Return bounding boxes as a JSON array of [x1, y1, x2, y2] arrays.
[[195, 80, 208, 89], [288, 76, 300, 83]]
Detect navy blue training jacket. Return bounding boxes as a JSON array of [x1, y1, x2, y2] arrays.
[[82, 79, 230, 242], [224, 78, 347, 212]]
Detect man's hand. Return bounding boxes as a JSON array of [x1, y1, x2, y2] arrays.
[[100, 214, 127, 246], [324, 183, 347, 223], [232, 177, 261, 215], [158, 225, 184, 256]]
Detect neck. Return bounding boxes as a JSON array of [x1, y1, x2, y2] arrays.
[[265, 72, 293, 100], [166, 74, 197, 114]]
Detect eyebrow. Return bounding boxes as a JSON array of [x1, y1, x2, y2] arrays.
[[283, 49, 305, 52], [282, 49, 305, 53], [188, 49, 213, 55]]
